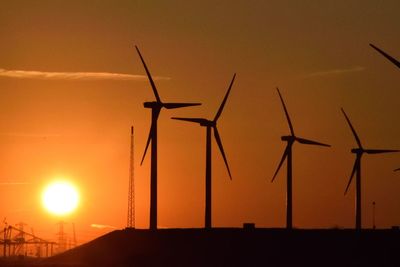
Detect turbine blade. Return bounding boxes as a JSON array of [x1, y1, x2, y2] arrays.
[[370, 43, 400, 69], [135, 45, 162, 103], [365, 149, 399, 154], [276, 88, 295, 136], [344, 157, 359, 195], [163, 103, 201, 109], [140, 126, 152, 166], [140, 109, 161, 165], [341, 108, 363, 149], [214, 73, 236, 122], [296, 137, 331, 147], [271, 145, 289, 182], [171, 117, 208, 125], [213, 126, 232, 179]]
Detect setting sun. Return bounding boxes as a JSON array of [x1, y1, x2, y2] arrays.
[[42, 181, 79, 216]]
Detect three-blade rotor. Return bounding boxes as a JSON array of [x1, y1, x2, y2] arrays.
[[135, 45, 201, 165], [341, 108, 399, 194], [171, 73, 236, 179], [271, 88, 330, 182], [370, 43, 400, 69]]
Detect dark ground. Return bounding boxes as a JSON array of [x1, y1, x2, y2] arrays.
[[1, 228, 399, 267]]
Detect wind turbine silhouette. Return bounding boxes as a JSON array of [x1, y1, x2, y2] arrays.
[[341, 108, 399, 230], [271, 88, 330, 230], [370, 44, 400, 69], [135, 45, 201, 230], [172, 74, 236, 229]]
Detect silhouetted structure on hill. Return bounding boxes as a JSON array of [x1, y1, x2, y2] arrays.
[[135, 46, 201, 230], [172, 74, 236, 229], [341, 108, 399, 230], [271, 88, 330, 229]]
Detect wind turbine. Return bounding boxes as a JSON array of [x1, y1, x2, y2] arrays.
[[271, 88, 330, 230], [135, 45, 201, 230], [370, 43, 400, 69], [171, 74, 236, 229], [341, 108, 399, 230]]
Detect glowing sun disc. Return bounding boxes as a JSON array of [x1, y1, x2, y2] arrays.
[[42, 181, 79, 215]]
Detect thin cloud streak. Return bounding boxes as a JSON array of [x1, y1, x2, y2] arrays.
[[303, 66, 366, 78], [0, 132, 61, 137], [0, 182, 31, 185], [0, 69, 170, 81], [90, 224, 118, 229]]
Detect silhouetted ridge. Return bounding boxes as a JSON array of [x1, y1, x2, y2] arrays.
[[41, 228, 400, 267]]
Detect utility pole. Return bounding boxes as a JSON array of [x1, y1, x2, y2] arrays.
[[127, 126, 135, 228], [3, 218, 7, 258], [3, 226, 6, 258], [72, 223, 77, 248], [56, 221, 66, 253]]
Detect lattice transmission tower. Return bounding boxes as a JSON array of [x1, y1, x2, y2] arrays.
[[127, 126, 135, 228]]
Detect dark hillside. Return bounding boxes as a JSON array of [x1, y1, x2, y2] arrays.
[[3, 228, 399, 266]]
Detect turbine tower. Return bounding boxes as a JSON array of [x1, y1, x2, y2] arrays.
[[370, 43, 400, 69], [271, 88, 330, 230], [172, 74, 236, 229], [341, 108, 399, 230], [127, 126, 135, 228], [135, 46, 201, 230]]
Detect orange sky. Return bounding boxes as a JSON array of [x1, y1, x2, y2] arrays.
[[1, 0, 400, 244]]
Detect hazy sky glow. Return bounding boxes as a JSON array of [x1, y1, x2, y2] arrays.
[[0, 0, 400, 244]]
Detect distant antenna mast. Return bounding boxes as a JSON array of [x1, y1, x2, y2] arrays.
[[127, 126, 135, 228]]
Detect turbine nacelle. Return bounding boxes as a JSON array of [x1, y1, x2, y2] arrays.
[[144, 102, 201, 109], [351, 148, 364, 154], [171, 118, 214, 127], [281, 135, 295, 142], [202, 120, 215, 127], [144, 101, 162, 108]]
